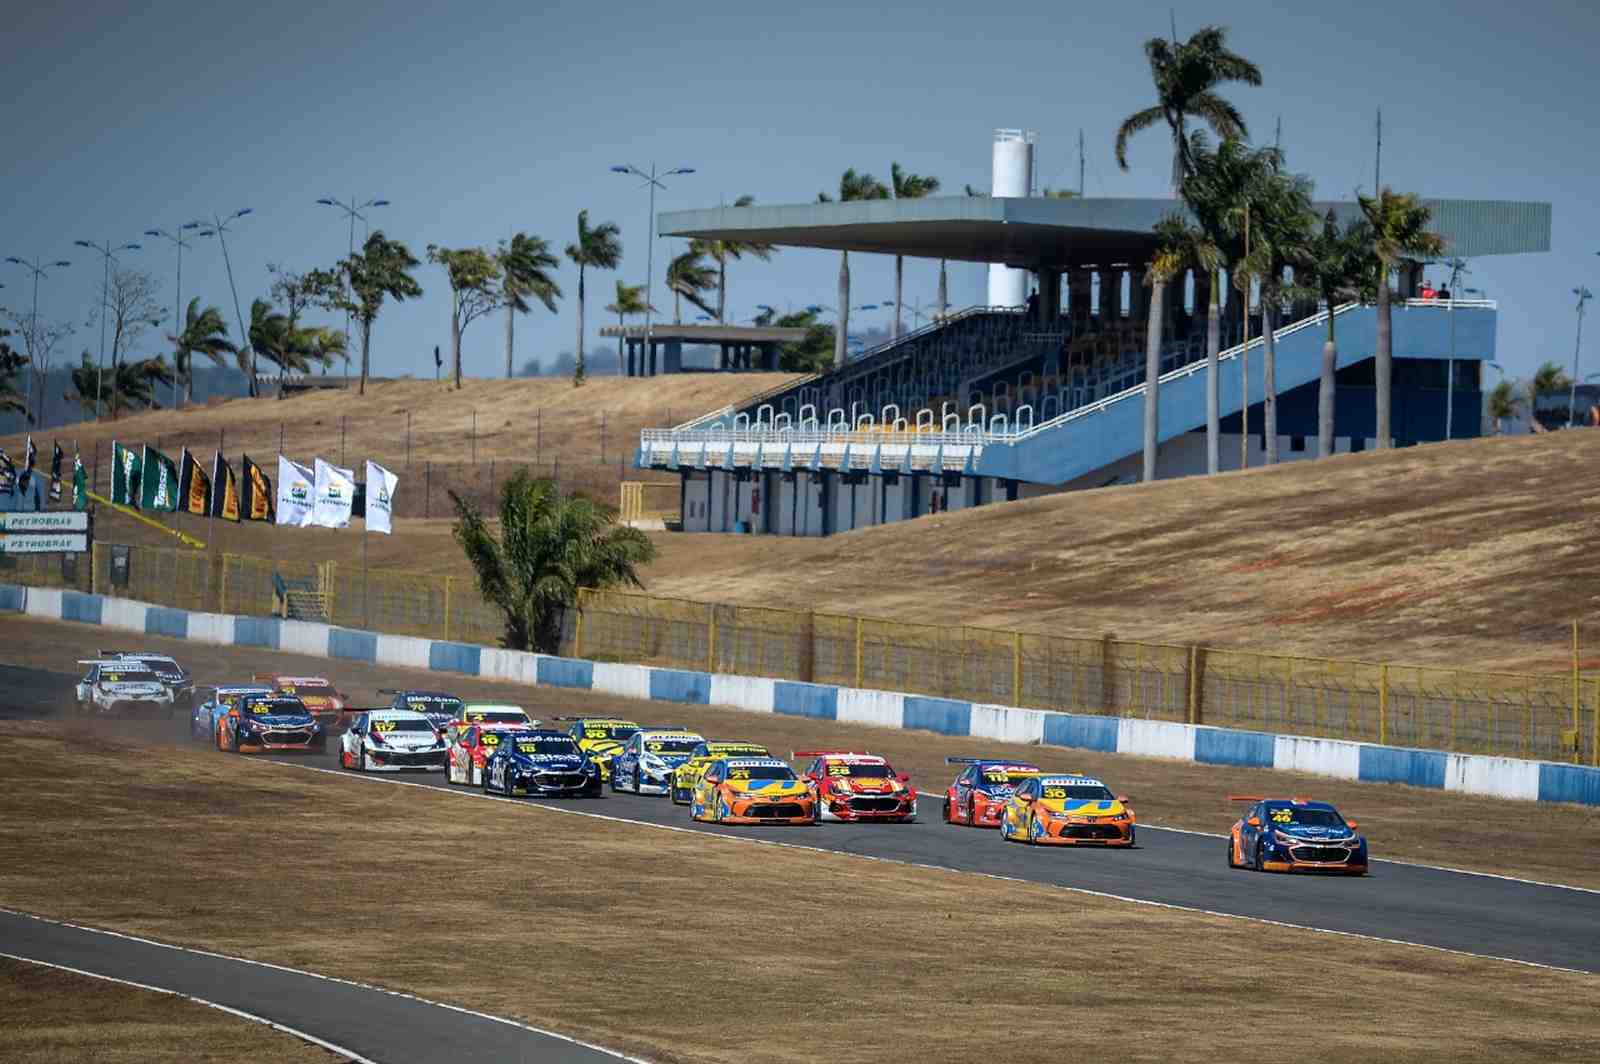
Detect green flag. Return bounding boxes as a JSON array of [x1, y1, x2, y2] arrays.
[[111, 441, 142, 507], [72, 446, 87, 511], [140, 445, 180, 512]]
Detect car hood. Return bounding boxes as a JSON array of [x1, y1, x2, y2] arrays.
[[102, 682, 166, 695], [509, 754, 585, 771], [1274, 823, 1355, 840], [294, 694, 339, 707], [1038, 798, 1126, 817], [580, 739, 624, 758], [828, 777, 907, 795], [644, 753, 693, 767], [726, 779, 811, 796], [376, 733, 441, 748], [245, 714, 315, 727]]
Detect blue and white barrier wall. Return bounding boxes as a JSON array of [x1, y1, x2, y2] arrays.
[[6, 583, 1597, 807]]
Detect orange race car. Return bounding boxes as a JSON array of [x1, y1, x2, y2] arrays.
[[690, 758, 819, 825], [998, 774, 1136, 846]]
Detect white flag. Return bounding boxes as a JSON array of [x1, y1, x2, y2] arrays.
[[312, 458, 356, 529], [364, 460, 398, 535], [276, 456, 316, 527]]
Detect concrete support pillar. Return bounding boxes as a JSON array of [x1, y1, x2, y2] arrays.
[[664, 340, 683, 374], [1128, 265, 1150, 331], [1401, 261, 1423, 299], [648, 340, 658, 377], [1039, 269, 1062, 323], [1068, 269, 1093, 330], [1099, 267, 1123, 323]]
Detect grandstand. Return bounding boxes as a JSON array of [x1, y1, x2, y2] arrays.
[[635, 195, 1550, 535]]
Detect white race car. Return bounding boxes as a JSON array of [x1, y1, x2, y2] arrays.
[[339, 708, 448, 772], [75, 660, 176, 717], [609, 729, 706, 795]]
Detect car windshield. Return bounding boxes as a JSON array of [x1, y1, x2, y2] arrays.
[[726, 764, 794, 781], [583, 723, 638, 741], [248, 699, 305, 716], [827, 762, 891, 778], [1268, 806, 1345, 828], [101, 670, 156, 683], [643, 738, 700, 755], [465, 710, 526, 725], [373, 719, 435, 733], [133, 658, 181, 672], [512, 737, 578, 755], [407, 697, 461, 715], [708, 746, 765, 758], [1042, 784, 1115, 800], [980, 769, 1030, 785]]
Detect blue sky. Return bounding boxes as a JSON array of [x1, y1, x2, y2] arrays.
[[5, 0, 1596, 382]]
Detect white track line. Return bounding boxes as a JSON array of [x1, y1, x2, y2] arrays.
[[273, 762, 1595, 977], [1138, 823, 1600, 895], [0, 910, 650, 1064], [0, 949, 376, 1064]]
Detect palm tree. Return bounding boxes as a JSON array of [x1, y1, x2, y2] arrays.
[[167, 297, 237, 405], [1181, 133, 1280, 473], [0, 329, 26, 421], [497, 233, 562, 380], [564, 210, 622, 387], [1527, 360, 1572, 431], [343, 232, 423, 396], [696, 195, 775, 324], [247, 299, 290, 388], [1237, 167, 1315, 464], [87, 355, 172, 413], [1144, 215, 1218, 482], [1115, 25, 1263, 191], [1357, 190, 1446, 449], [450, 470, 655, 653], [819, 169, 890, 368], [1300, 210, 1370, 457], [605, 281, 652, 375], [1486, 378, 1519, 434], [889, 164, 941, 338], [666, 246, 717, 323]]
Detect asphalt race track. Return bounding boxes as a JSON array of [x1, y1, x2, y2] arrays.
[[5, 661, 1600, 1063]]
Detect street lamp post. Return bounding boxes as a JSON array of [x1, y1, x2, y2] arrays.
[[192, 210, 253, 395], [145, 224, 206, 407], [74, 239, 143, 418], [4, 255, 73, 428], [611, 165, 695, 377], [1441, 259, 1471, 441], [1571, 285, 1593, 427], [316, 196, 390, 385]]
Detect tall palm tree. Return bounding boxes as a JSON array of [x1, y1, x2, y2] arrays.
[[889, 164, 941, 338], [497, 233, 562, 379], [247, 298, 291, 388], [1237, 167, 1315, 464], [1527, 360, 1571, 431], [819, 169, 890, 368], [606, 281, 652, 375], [564, 210, 622, 387], [1357, 190, 1446, 449], [1300, 210, 1370, 457], [1115, 25, 1263, 192], [1143, 215, 1218, 481], [696, 195, 775, 324], [342, 231, 423, 396], [666, 246, 717, 323], [1486, 378, 1519, 435], [1181, 133, 1280, 473], [167, 297, 237, 405]]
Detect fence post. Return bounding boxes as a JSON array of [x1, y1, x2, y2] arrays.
[[574, 603, 585, 660], [1012, 629, 1022, 706], [1572, 620, 1581, 762], [1593, 678, 1599, 768], [1187, 645, 1199, 725], [220, 554, 230, 615], [442, 577, 452, 642], [707, 603, 717, 674], [1378, 663, 1390, 746], [854, 616, 864, 689]]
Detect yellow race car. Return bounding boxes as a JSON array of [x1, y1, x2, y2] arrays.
[[670, 740, 771, 804], [998, 773, 1136, 846], [553, 716, 642, 782]]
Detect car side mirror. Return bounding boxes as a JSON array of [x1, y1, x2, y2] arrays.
[[1246, 816, 1261, 827], [1117, 795, 1131, 803], [1346, 819, 1358, 830], [896, 773, 910, 783]]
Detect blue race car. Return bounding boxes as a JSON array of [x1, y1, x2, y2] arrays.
[[483, 729, 603, 798], [190, 684, 274, 743], [941, 755, 1043, 827], [217, 693, 326, 754], [380, 688, 463, 732], [1228, 796, 1369, 875]]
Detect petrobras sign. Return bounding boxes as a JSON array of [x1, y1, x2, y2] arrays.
[[365, 460, 397, 535], [312, 458, 355, 529], [1, 512, 89, 532], [0, 533, 88, 553], [276, 456, 316, 528]]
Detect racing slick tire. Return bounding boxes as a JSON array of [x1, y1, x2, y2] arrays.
[[631, 767, 642, 795], [942, 798, 952, 823], [1024, 812, 1037, 845], [1252, 839, 1266, 872], [226, 722, 240, 754], [1227, 835, 1240, 869], [357, 743, 368, 773]]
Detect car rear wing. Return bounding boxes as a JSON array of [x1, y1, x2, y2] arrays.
[[1228, 794, 1312, 803], [793, 750, 873, 758]]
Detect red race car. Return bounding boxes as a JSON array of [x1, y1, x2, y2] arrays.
[[796, 750, 917, 822], [254, 673, 348, 732], [446, 721, 535, 787], [942, 756, 1043, 827]]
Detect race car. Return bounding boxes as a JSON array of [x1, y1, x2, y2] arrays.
[[254, 674, 347, 731], [998, 774, 1135, 846], [482, 729, 603, 798], [609, 728, 706, 795], [446, 721, 536, 786], [690, 757, 818, 825], [74, 660, 176, 718], [340, 709, 449, 772], [216, 693, 326, 754], [380, 689, 463, 732], [1228, 796, 1368, 875], [443, 703, 537, 743], [189, 684, 273, 742], [101, 650, 196, 710], [942, 756, 1043, 827], [797, 751, 918, 822], [553, 716, 642, 781], [670, 740, 772, 804]]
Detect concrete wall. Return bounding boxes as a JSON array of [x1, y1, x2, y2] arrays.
[[9, 580, 1596, 808]]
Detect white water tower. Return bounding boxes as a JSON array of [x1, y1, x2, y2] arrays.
[[986, 128, 1036, 308]]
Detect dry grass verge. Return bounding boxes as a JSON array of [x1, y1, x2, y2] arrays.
[[0, 956, 337, 1063], [1, 722, 1596, 1064], [4, 614, 1597, 890]]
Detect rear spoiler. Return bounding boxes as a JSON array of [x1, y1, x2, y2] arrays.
[[1229, 794, 1313, 803]]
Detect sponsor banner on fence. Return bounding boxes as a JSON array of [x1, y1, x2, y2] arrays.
[[276, 456, 315, 527], [312, 459, 355, 529], [0, 512, 89, 532], [365, 461, 397, 535], [0, 533, 88, 554]]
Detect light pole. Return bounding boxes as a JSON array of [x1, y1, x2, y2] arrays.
[[74, 239, 143, 419], [611, 164, 695, 378], [1571, 285, 1593, 427], [316, 196, 390, 385], [1440, 258, 1471, 440], [4, 255, 72, 427], [192, 210, 254, 395], [145, 223, 205, 407]]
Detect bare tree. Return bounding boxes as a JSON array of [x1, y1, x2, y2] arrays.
[[89, 268, 166, 419], [0, 306, 74, 426]]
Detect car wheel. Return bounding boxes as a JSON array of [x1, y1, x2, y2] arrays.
[[1025, 813, 1037, 845], [1227, 834, 1239, 869], [942, 798, 952, 823], [632, 768, 641, 795], [1252, 839, 1266, 872]]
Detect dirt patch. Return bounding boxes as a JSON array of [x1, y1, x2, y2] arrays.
[[0, 957, 337, 1063]]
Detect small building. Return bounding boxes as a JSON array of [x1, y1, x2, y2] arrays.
[[599, 323, 808, 377]]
